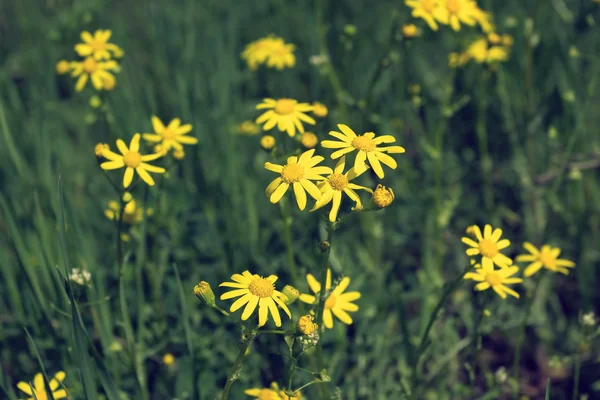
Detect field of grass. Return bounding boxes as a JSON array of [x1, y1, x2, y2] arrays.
[[1, 0, 600, 399]]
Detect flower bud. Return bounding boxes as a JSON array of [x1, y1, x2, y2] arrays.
[[371, 184, 394, 208], [173, 149, 185, 160], [56, 60, 71, 75], [260, 135, 276, 151], [162, 353, 175, 366], [301, 132, 318, 149], [95, 143, 110, 158], [282, 285, 299, 305], [312, 102, 328, 118], [122, 192, 133, 203], [89, 95, 102, 109], [297, 315, 318, 335], [402, 24, 418, 38], [194, 281, 216, 306]]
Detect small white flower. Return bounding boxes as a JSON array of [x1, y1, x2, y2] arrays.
[[310, 54, 329, 66], [495, 366, 508, 383], [582, 312, 596, 327], [69, 268, 92, 286]]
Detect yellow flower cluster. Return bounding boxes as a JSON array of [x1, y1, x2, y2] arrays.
[[245, 382, 302, 400], [450, 33, 514, 67], [405, 0, 494, 32], [242, 35, 296, 70], [56, 29, 124, 92]]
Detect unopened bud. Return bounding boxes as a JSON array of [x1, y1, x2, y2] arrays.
[[260, 135, 276, 151], [282, 285, 299, 305], [194, 281, 216, 306], [95, 143, 109, 158]]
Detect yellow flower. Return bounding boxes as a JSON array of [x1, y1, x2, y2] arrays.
[[56, 60, 71, 75], [256, 98, 315, 137], [402, 24, 419, 37], [299, 269, 360, 329], [173, 149, 185, 160], [297, 315, 318, 335], [237, 120, 260, 135], [75, 29, 124, 60], [260, 135, 276, 151], [433, 0, 478, 31], [321, 124, 405, 178], [516, 243, 576, 277], [312, 102, 328, 117], [17, 371, 68, 400], [461, 224, 513, 269], [406, 0, 441, 31], [95, 143, 109, 158], [372, 184, 394, 208], [464, 262, 523, 299], [265, 39, 296, 70], [100, 134, 165, 187], [472, 6, 495, 33], [104, 199, 144, 224], [219, 271, 291, 327], [242, 36, 295, 70], [464, 38, 509, 64], [246, 382, 301, 400], [102, 74, 117, 91], [163, 353, 175, 366], [501, 34, 514, 46], [488, 32, 501, 44], [300, 132, 318, 149], [89, 95, 102, 108], [264, 149, 332, 210], [310, 156, 372, 222], [143, 116, 197, 152], [70, 57, 118, 92]]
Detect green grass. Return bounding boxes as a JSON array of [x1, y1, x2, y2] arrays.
[[1, 0, 600, 399]]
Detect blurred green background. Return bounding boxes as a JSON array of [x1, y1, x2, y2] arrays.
[[1, 0, 599, 399]]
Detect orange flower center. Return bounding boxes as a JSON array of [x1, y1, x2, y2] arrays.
[[539, 251, 556, 268], [248, 277, 274, 298], [281, 163, 305, 183], [123, 152, 142, 168], [351, 135, 376, 152], [274, 99, 297, 115], [325, 294, 337, 309], [478, 239, 498, 258], [161, 128, 176, 140], [447, 0, 461, 13], [328, 173, 348, 191], [83, 57, 97, 73], [485, 272, 502, 286]]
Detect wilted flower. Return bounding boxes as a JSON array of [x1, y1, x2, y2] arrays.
[[372, 184, 394, 208]]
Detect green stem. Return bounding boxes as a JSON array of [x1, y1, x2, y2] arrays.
[[292, 379, 320, 394], [572, 338, 582, 400], [279, 201, 298, 282], [288, 352, 303, 393], [220, 340, 252, 400], [258, 329, 287, 335]]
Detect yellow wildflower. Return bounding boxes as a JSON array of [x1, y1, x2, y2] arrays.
[[488, 32, 501, 44], [464, 262, 523, 299], [260, 135, 276, 151], [516, 243, 576, 277], [242, 36, 295, 70], [405, 0, 441, 31], [143, 116, 197, 152], [100, 133, 165, 187], [461, 224, 513, 269], [372, 184, 394, 208], [434, 0, 478, 31], [56, 60, 71, 75], [237, 120, 260, 135], [219, 270, 291, 327], [297, 315, 318, 335], [162, 353, 175, 366], [299, 269, 360, 329], [95, 143, 109, 158], [310, 156, 372, 222], [245, 383, 299, 400], [264, 149, 332, 210], [301, 132, 318, 149], [312, 102, 328, 117], [321, 124, 405, 178], [402, 24, 419, 38], [70, 57, 118, 92], [75, 29, 124, 60], [17, 371, 68, 400], [173, 149, 185, 160], [105, 199, 144, 224], [256, 98, 315, 137], [102, 74, 117, 91]]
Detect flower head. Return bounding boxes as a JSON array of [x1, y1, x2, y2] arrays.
[[194, 281, 216, 306], [301, 132, 318, 149], [245, 382, 301, 400], [264, 149, 332, 210], [515, 243, 576, 277], [75, 29, 124, 60], [321, 124, 405, 178], [105, 199, 144, 224], [406, 0, 441, 31], [219, 271, 291, 327], [312, 102, 328, 118], [461, 224, 513, 269], [95, 143, 110, 158], [299, 269, 361, 329], [143, 116, 197, 153], [297, 315, 318, 335], [173, 149, 185, 160], [260, 135, 276, 151], [69, 268, 92, 286], [100, 134, 165, 187], [237, 120, 260, 135], [402, 24, 419, 38], [372, 184, 394, 208], [310, 156, 372, 222], [464, 262, 523, 299], [162, 353, 176, 366], [17, 371, 68, 400], [242, 36, 295, 70], [70, 57, 119, 92], [56, 60, 71, 75], [433, 0, 478, 31], [256, 98, 315, 137]]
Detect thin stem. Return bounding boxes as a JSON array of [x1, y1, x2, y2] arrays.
[[279, 201, 298, 282], [572, 339, 582, 400], [288, 352, 304, 393], [258, 329, 287, 335], [220, 340, 252, 400], [292, 379, 320, 394]]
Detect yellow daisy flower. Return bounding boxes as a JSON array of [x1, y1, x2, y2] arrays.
[[70, 57, 118, 92], [264, 149, 332, 210], [464, 262, 523, 299], [100, 134, 165, 187], [256, 98, 315, 137], [321, 124, 405, 179], [299, 269, 361, 329], [405, 0, 441, 31], [105, 199, 144, 224], [310, 156, 372, 222], [242, 36, 296, 70], [242, 36, 278, 70], [143, 116, 197, 152], [312, 102, 328, 117], [219, 270, 291, 327], [265, 39, 296, 70], [433, 0, 478, 31], [245, 382, 301, 400], [17, 371, 68, 400], [75, 29, 124, 60], [516, 243, 576, 277], [461, 224, 513, 269]]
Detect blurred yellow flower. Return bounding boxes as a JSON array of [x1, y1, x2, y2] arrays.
[[300, 132, 318, 149], [402, 24, 419, 37], [219, 270, 291, 327], [143, 116, 197, 152], [372, 184, 394, 208], [312, 102, 328, 117], [256, 98, 315, 137], [173, 149, 185, 160], [264, 149, 332, 210], [310, 156, 372, 222], [102, 75, 117, 91], [237, 120, 260, 135], [473, 6, 495, 32], [299, 269, 361, 329], [89, 95, 102, 108], [260, 135, 276, 151], [464, 262, 522, 299], [105, 199, 144, 224], [75, 29, 124, 60], [501, 34, 514, 46], [245, 382, 300, 400], [101, 134, 165, 187], [163, 353, 175, 366], [461, 224, 513, 269], [406, 0, 441, 31], [487, 32, 501, 44], [321, 124, 405, 178], [242, 36, 295, 70], [516, 243, 576, 277], [71, 57, 118, 92], [95, 143, 109, 158], [17, 371, 68, 400], [434, 0, 478, 31], [56, 60, 71, 74]]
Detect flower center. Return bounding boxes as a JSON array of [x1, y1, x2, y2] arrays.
[[274, 99, 297, 115], [447, 0, 461, 13], [83, 57, 97, 73], [161, 128, 176, 140], [123, 152, 142, 168], [351, 135, 376, 152], [90, 40, 106, 52], [281, 163, 305, 183], [325, 294, 337, 309], [328, 173, 348, 191], [485, 272, 502, 286], [539, 252, 556, 268], [422, 0, 437, 12], [478, 239, 498, 258], [248, 277, 275, 298]]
